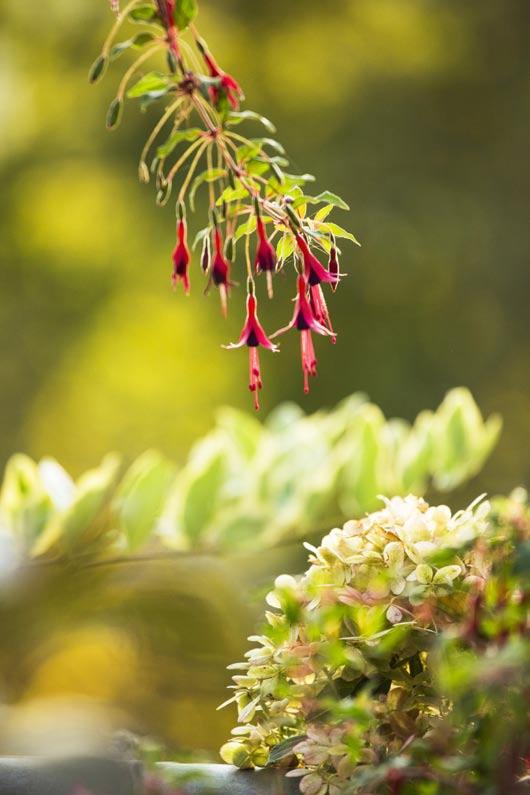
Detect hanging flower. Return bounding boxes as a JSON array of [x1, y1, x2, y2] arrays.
[[210, 228, 233, 317], [224, 288, 278, 410], [171, 213, 190, 294], [255, 216, 276, 298], [197, 40, 243, 110], [272, 276, 334, 393], [296, 234, 339, 288]]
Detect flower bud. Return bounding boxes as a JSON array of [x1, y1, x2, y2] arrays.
[[201, 235, 211, 272], [106, 97, 123, 129], [88, 54, 108, 84]]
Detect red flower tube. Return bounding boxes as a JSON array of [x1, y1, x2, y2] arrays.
[[271, 276, 334, 393], [296, 234, 339, 288], [255, 217, 276, 298], [224, 292, 278, 410], [171, 217, 190, 294]]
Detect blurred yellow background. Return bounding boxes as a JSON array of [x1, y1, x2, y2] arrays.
[[0, 0, 528, 758]]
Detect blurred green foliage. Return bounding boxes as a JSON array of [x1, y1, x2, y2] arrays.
[[0, 388, 499, 560], [0, 0, 528, 494]]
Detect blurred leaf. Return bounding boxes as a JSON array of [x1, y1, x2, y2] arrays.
[[225, 111, 276, 134], [189, 168, 226, 211], [127, 72, 171, 99], [156, 127, 202, 158], [174, 0, 198, 30], [114, 451, 176, 551], [32, 454, 121, 556]]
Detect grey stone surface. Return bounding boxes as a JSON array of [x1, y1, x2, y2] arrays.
[[156, 763, 299, 795], [0, 756, 141, 795]]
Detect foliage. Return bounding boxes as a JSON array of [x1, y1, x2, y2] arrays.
[[0, 389, 500, 562], [92, 0, 359, 406], [220, 489, 530, 794]]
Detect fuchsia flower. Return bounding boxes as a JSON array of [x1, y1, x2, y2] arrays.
[[272, 275, 334, 394], [198, 42, 243, 110], [255, 217, 276, 298], [171, 216, 190, 294], [211, 228, 232, 317], [224, 291, 278, 410], [296, 234, 339, 288]]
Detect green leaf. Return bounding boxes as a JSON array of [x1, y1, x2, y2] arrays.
[[225, 110, 276, 134], [318, 221, 361, 246], [276, 234, 295, 262], [32, 454, 122, 556], [156, 127, 202, 157], [127, 71, 170, 99], [192, 226, 210, 250], [129, 4, 158, 22], [114, 451, 176, 552], [314, 204, 334, 222], [266, 735, 306, 766], [0, 454, 51, 546], [293, 191, 349, 211], [189, 168, 226, 211], [234, 216, 257, 242], [181, 439, 226, 544], [216, 185, 248, 206], [174, 0, 198, 30]]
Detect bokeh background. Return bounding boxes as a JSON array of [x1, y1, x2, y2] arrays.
[[0, 0, 528, 761]]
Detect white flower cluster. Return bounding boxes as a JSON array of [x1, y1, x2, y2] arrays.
[[267, 494, 490, 620]]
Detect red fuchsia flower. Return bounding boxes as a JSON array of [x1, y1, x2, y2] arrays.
[[271, 275, 334, 394], [210, 228, 233, 317], [255, 217, 276, 298], [224, 290, 278, 410], [197, 40, 243, 110], [171, 216, 190, 294], [295, 234, 339, 288]]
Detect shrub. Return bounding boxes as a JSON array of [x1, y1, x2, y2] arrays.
[[220, 489, 530, 793]]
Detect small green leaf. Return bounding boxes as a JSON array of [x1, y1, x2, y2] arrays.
[[133, 31, 157, 47], [109, 39, 134, 60], [127, 71, 170, 99], [314, 204, 334, 222], [266, 736, 306, 766], [318, 221, 361, 246], [156, 127, 202, 157], [192, 226, 210, 250], [174, 0, 198, 29], [292, 191, 349, 211], [276, 234, 295, 262], [115, 451, 176, 552], [234, 216, 257, 242], [129, 4, 158, 22], [189, 168, 226, 210], [106, 97, 123, 129], [216, 185, 248, 206], [225, 110, 276, 134], [88, 54, 108, 84]]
